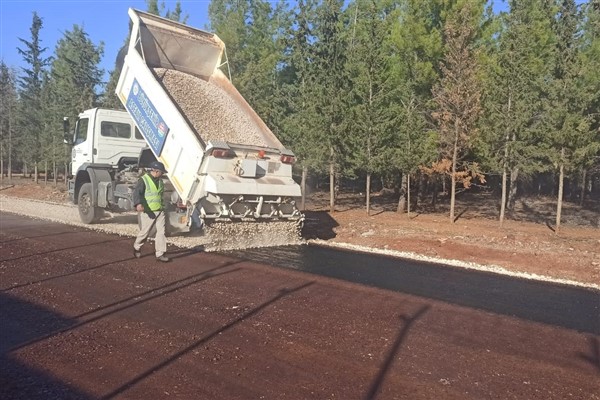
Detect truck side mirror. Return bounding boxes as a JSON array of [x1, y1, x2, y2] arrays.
[[63, 117, 72, 145]]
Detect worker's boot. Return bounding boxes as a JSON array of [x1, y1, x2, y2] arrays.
[[156, 255, 170, 262], [133, 248, 141, 258]]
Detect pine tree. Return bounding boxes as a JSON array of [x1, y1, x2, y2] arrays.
[[578, 0, 600, 203], [311, 0, 349, 213], [16, 12, 51, 178], [275, 0, 323, 209], [0, 62, 18, 180], [345, 0, 396, 214], [546, 0, 595, 233], [479, 0, 556, 223], [387, 0, 450, 213], [431, 1, 484, 223], [44, 25, 104, 169]]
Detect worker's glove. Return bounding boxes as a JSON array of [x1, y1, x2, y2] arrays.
[[146, 210, 156, 220]]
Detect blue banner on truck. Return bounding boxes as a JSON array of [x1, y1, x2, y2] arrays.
[[125, 79, 170, 156]]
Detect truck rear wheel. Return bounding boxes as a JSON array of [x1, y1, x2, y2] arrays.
[[78, 183, 102, 224]]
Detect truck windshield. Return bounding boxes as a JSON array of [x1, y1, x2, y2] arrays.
[[74, 118, 89, 145]]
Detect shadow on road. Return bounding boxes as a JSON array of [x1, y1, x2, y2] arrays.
[[0, 293, 95, 399], [99, 280, 316, 400], [579, 336, 600, 373], [302, 210, 339, 240], [364, 305, 430, 400], [226, 244, 600, 335]]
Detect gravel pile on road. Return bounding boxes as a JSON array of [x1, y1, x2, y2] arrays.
[[153, 68, 276, 148], [0, 195, 303, 252]]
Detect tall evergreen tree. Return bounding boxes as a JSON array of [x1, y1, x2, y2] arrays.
[[345, 0, 396, 214], [479, 0, 556, 223], [0, 62, 18, 179], [16, 12, 51, 177], [44, 25, 104, 168], [276, 0, 323, 208], [546, 0, 593, 232], [431, 1, 484, 223], [311, 0, 349, 212], [578, 0, 600, 203], [387, 0, 449, 213]]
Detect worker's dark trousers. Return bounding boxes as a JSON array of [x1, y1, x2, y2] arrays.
[[134, 211, 167, 257]]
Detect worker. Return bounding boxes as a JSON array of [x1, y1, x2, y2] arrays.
[[132, 161, 170, 262]]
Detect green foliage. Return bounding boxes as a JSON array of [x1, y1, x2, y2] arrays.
[[572, 0, 600, 169], [209, 0, 291, 132], [385, 0, 450, 179], [0, 62, 18, 164], [545, 0, 592, 172], [43, 25, 104, 164], [6, 0, 599, 211], [478, 0, 556, 177], [309, 0, 349, 175], [16, 12, 51, 166], [275, 0, 328, 171], [344, 0, 396, 177]]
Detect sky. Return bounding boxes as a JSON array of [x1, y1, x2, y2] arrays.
[[0, 0, 515, 85], [0, 0, 212, 81]]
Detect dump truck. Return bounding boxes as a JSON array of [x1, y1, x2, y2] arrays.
[[66, 9, 303, 237]]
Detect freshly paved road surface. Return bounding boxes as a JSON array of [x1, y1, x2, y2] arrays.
[[1, 212, 599, 399]]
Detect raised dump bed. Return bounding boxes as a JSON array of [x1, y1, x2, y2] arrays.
[[116, 9, 302, 227]]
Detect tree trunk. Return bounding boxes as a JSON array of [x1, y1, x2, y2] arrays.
[[431, 178, 438, 211], [501, 95, 512, 224], [53, 161, 57, 185], [366, 173, 371, 215], [417, 172, 425, 209], [579, 168, 587, 207], [555, 148, 565, 234], [450, 134, 459, 223], [329, 152, 335, 213], [407, 173, 411, 217], [45, 161, 48, 185], [0, 158, 3, 181], [34, 163, 38, 184], [7, 106, 12, 182], [397, 172, 407, 213], [500, 163, 508, 225], [507, 167, 519, 210], [24, 162, 28, 178], [300, 166, 307, 211]]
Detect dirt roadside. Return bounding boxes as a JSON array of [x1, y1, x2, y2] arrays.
[[1, 178, 599, 287]]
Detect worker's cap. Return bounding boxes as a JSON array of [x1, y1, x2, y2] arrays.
[[149, 161, 167, 173]]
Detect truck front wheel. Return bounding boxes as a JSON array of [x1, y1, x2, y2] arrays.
[[78, 183, 102, 224]]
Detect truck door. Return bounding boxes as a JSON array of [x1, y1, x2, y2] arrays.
[[93, 118, 147, 169], [71, 117, 92, 173]]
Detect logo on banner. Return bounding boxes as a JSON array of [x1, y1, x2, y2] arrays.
[[125, 79, 170, 156]]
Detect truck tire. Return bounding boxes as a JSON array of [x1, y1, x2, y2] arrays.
[[78, 182, 102, 224]]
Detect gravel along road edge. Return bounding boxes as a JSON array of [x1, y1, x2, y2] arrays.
[[2, 194, 598, 291]]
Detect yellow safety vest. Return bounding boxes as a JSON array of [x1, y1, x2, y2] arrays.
[[142, 173, 164, 212]]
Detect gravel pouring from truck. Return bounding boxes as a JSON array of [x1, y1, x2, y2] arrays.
[[66, 8, 303, 235]]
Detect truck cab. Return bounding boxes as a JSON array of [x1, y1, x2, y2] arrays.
[[70, 108, 147, 174], [67, 108, 157, 224]]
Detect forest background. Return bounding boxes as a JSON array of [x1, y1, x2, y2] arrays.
[[0, 0, 599, 232]]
